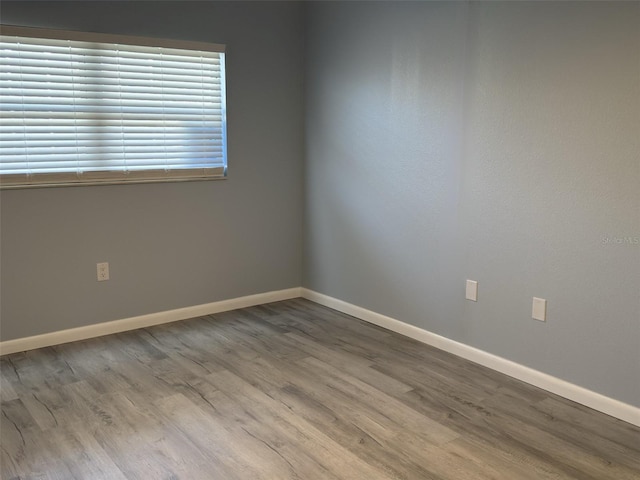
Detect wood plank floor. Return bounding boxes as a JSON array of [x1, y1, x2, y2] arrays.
[[1, 298, 639, 479]]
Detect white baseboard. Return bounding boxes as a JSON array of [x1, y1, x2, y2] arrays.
[[300, 288, 640, 427], [0, 287, 302, 356], [2, 286, 637, 427]]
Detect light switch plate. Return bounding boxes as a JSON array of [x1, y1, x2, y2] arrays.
[[532, 297, 546, 322], [466, 280, 478, 302]]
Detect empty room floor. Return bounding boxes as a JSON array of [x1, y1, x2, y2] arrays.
[[1, 298, 639, 479]]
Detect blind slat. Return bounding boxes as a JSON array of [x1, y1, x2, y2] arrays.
[[0, 49, 221, 67], [0, 66, 222, 84], [0, 74, 221, 90]]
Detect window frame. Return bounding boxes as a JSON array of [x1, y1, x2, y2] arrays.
[[0, 25, 227, 189]]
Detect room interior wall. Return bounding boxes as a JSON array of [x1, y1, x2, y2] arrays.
[[303, 1, 640, 407], [0, 1, 305, 340]]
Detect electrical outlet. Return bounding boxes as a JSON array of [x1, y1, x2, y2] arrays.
[[97, 262, 109, 281]]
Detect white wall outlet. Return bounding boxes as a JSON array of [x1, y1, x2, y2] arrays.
[[97, 262, 110, 281], [532, 297, 546, 322], [465, 280, 478, 301]]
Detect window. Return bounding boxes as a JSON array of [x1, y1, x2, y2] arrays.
[[0, 25, 227, 188]]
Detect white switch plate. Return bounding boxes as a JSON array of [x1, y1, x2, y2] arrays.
[[465, 280, 478, 302], [532, 297, 546, 322], [97, 262, 109, 281]]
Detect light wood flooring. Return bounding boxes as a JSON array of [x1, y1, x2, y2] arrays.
[[1, 298, 639, 479]]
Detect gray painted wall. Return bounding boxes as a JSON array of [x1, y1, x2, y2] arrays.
[[304, 1, 640, 407], [0, 1, 305, 340]]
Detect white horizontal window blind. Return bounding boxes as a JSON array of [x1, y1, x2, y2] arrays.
[[0, 25, 227, 188]]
